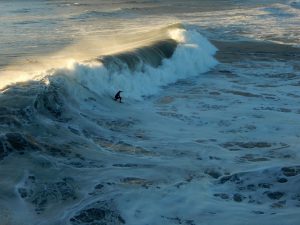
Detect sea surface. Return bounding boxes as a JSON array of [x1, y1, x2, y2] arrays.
[[1, 1, 300, 225]]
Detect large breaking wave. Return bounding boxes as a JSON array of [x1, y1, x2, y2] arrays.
[[43, 24, 218, 100]]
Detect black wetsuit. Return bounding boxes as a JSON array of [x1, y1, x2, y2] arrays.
[[114, 91, 122, 103]]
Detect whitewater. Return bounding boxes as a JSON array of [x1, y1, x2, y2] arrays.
[[1, 1, 300, 225]]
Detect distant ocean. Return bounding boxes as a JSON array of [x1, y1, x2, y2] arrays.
[[1, 1, 300, 225]]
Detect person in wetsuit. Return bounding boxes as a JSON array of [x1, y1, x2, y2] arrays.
[[114, 90, 122, 103]]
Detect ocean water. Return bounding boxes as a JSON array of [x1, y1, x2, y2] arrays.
[[1, 1, 300, 225]]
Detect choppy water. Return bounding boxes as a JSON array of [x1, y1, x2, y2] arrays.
[[1, 1, 300, 225]]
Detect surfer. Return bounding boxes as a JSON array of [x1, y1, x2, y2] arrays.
[[114, 90, 122, 103]]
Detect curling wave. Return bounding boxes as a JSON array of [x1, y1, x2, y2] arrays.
[[47, 25, 218, 100]]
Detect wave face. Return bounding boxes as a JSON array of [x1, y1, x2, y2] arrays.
[[47, 26, 217, 100], [99, 39, 178, 71]]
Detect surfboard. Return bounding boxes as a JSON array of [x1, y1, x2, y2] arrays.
[[112, 98, 123, 103]]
